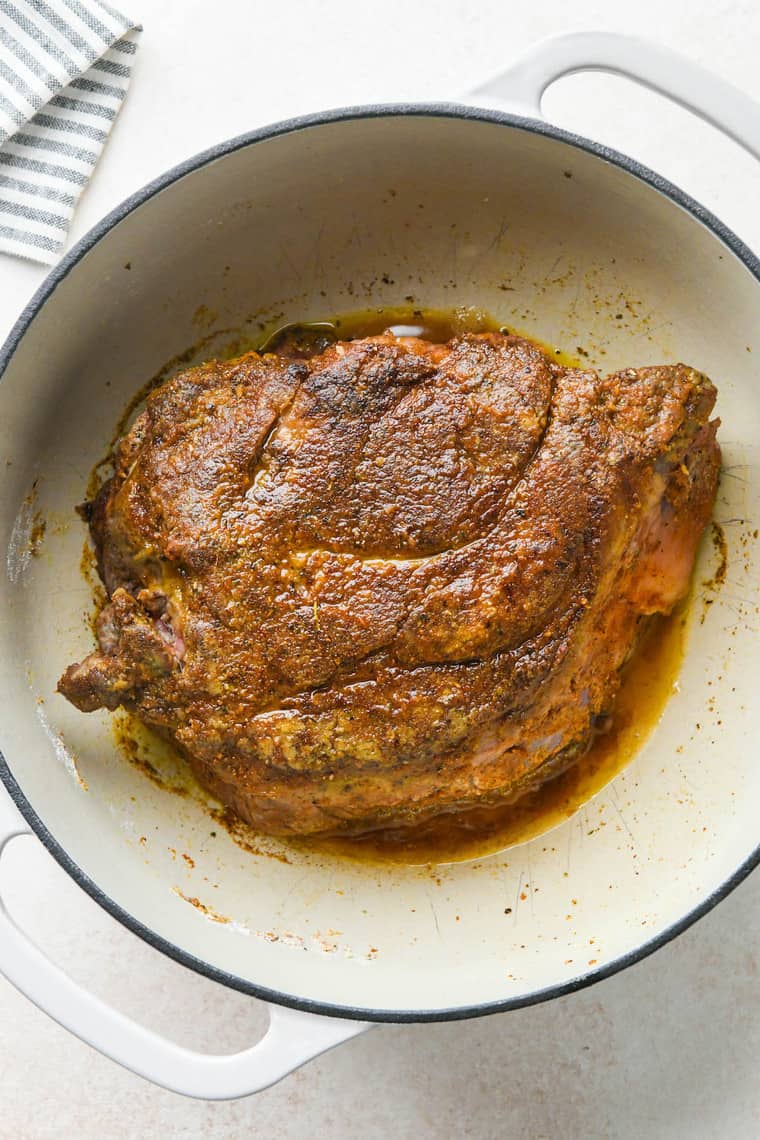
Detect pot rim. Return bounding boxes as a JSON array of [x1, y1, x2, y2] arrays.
[[1, 101, 759, 1024]]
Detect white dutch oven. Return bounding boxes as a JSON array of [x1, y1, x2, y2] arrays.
[[1, 32, 760, 1100]]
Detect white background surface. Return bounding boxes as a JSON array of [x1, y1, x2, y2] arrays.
[[1, 1, 760, 1136]]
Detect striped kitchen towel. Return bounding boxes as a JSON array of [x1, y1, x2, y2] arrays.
[[0, 0, 140, 265]]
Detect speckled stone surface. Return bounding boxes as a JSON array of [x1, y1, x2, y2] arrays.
[[1, 1, 759, 1135]]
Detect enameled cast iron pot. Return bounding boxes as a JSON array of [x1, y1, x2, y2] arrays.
[[1, 33, 760, 1099]]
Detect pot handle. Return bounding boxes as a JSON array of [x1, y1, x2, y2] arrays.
[[0, 791, 370, 1100], [464, 31, 760, 160]]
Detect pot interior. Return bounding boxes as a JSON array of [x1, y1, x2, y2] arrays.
[[1, 110, 759, 1016]]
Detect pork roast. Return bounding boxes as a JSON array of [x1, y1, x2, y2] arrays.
[[58, 332, 720, 836]]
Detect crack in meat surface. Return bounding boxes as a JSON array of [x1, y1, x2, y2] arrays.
[[58, 333, 721, 836]]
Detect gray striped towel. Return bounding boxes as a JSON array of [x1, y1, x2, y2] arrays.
[[0, 0, 140, 265]]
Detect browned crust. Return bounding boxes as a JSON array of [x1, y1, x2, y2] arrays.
[[58, 334, 720, 836]]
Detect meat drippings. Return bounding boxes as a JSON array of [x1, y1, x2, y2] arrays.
[[307, 605, 686, 863]]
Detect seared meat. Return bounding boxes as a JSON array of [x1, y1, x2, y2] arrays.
[[58, 333, 720, 836]]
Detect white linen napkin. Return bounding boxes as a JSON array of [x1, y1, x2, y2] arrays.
[[0, 0, 140, 265]]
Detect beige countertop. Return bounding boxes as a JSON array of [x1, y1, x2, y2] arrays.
[[1, 1, 759, 1135]]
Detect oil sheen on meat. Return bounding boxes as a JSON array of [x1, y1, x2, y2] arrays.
[[58, 332, 721, 837]]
